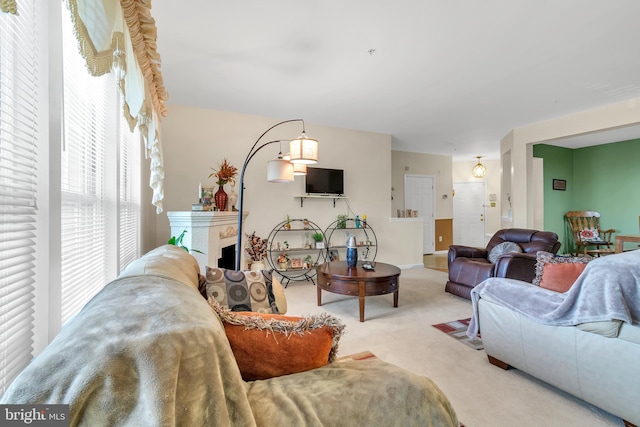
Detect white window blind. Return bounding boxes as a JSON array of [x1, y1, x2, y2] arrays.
[[0, 0, 39, 394], [118, 122, 141, 271], [60, 6, 112, 323]]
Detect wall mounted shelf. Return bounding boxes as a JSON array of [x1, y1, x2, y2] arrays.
[[295, 194, 349, 208]]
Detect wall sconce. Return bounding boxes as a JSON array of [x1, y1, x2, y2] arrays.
[[236, 119, 318, 270], [472, 156, 486, 178]]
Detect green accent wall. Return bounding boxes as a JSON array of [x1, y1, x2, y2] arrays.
[[534, 138, 640, 254]]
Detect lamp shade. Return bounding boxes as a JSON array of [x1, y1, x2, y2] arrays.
[[267, 158, 294, 182], [472, 156, 486, 178], [289, 133, 318, 164], [292, 162, 307, 175], [283, 154, 307, 175]]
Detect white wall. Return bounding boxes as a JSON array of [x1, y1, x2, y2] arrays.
[[391, 151, 453, 219], [153, 104, 424, 268]]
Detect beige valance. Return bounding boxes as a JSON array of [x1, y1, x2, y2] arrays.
[[66, 0, 168, 213], [0, 0, 17, 14]]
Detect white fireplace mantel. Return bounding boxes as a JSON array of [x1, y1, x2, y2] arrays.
[[167, 211, 249, 274]]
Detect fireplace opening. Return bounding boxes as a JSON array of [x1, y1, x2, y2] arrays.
[[218, 244, 236, 270]]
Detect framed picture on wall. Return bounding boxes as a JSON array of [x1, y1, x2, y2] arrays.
[[552, 179, 566, 191]]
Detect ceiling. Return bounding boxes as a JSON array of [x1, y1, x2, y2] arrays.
[[152, 0, 640, 161]]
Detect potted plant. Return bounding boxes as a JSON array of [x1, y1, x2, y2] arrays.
[[168, 229, 203, 254], [277, 252, 290, 270], [245, 231, 267, 270], [312, 232, 325, 249], [337, 214, 347, 229], [304, 254, 314, 268]]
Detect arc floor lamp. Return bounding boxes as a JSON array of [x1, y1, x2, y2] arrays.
[[235, 119, 319, 271]]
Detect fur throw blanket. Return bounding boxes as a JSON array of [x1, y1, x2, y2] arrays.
[[468, 250, 640, 338], [0, 275, 257, 426]]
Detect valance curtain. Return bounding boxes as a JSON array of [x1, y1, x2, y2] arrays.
[[65, 0, 167, 213], [0, 0, 17, 14]]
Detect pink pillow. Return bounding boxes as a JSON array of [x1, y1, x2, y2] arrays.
[[533, 251, 592, 293]]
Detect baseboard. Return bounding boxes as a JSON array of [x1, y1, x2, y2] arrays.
[[399, 263, 426, 270]]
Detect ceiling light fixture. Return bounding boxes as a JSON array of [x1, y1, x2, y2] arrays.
[[472, 156, 487, 178]]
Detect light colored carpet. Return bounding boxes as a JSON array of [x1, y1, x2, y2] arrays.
[[282, 267, 624, 427]]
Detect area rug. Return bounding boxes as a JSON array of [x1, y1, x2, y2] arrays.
[[336, 350, 377, 362], [432, 318, 483, 350]]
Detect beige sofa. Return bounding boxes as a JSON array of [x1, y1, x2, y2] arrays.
[[1, 245, 460, 426], [471, 251, 640, 427]]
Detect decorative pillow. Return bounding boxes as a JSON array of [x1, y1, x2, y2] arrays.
[[579, 228, 600, 242], [533, 251, 593, 292], [205, 267, 279, 313], [209, 300, 345, 381], [488, 241, 522, 264]]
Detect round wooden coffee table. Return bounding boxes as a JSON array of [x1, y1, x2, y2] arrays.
[[316, 261, 400, 322]]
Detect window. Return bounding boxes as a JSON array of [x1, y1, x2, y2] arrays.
[[60, 3, 141, 322], [0, 1, 142, 395], [0, 0, 39, 393]]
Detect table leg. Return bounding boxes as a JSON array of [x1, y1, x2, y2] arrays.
[[317, 285, 322, 306], [615, 239, 624, 254], [393, 278, 399, 308], [359, 280, 365, 322]]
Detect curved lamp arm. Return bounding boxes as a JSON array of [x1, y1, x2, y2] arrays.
[[235, 119, 305, 271]]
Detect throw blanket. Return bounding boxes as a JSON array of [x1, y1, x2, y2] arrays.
[[1, 275, 258, 427], [468, 250, 640, 338], [2, 274, 461, 427]]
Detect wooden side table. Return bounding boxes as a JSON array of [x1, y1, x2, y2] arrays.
[[615, 235, 640, 253], [316, 261, 400, 322]]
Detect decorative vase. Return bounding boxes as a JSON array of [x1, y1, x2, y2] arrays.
[[227, 183, 238, 211], [279, 262, 288, 270], [214, 185, 228, 211], [346, 234, 358, 267], [250, 260, 265, 271]]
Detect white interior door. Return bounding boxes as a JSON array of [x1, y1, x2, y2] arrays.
[[404, 174, 435, 254], [453, 182, 485, 247]]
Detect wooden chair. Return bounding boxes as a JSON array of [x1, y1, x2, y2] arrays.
[[565, 211, 615, 256]]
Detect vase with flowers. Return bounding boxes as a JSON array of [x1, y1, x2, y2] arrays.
[[245, 231, 268, 270], [277, 252, 290, 270], [209, 159, 238, 211]]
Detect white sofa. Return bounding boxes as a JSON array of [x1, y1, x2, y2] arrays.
[[471, 251, 640, 427]]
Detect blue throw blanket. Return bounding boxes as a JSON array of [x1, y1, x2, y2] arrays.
[[467, 250, 640, 338]]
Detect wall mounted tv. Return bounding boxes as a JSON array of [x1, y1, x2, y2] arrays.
[[305, 167, 344, 195]]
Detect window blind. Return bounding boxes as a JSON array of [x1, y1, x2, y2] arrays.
[[60, 7, 111, 323], [0, 0, 39, 394], [118, 121, 140, 272]]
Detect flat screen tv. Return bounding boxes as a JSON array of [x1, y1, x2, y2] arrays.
[[305, 167, 344, 195]]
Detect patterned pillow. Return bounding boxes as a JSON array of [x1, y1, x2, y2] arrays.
[[205, 267, 279, 313], [533, 251, 593, 292], [579, 228, 600, 242], [488, 241, 522, 264], [209, 300, 345, 381]]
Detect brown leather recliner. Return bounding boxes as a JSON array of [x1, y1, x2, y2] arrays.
[[445, 228, 561, 300]]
